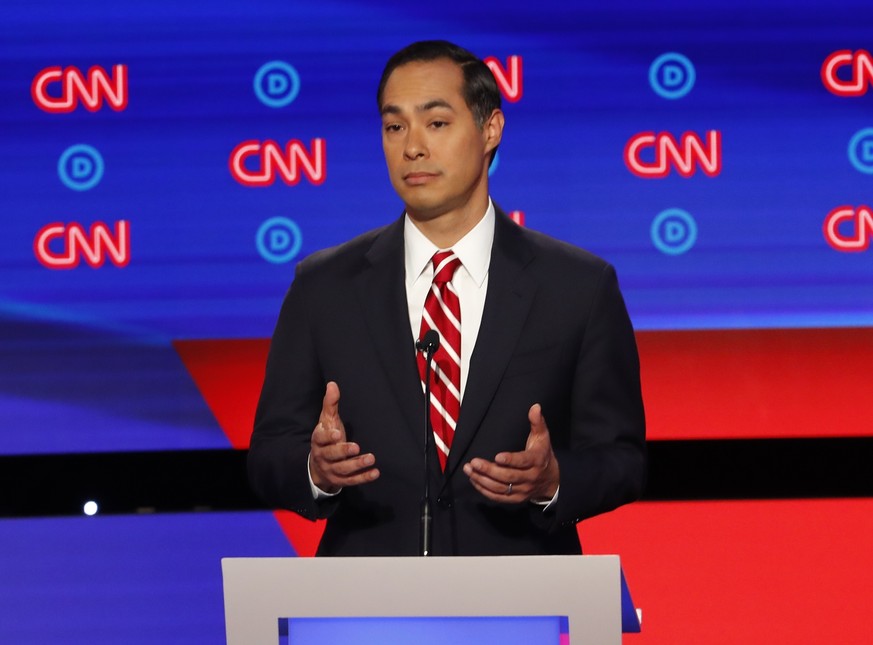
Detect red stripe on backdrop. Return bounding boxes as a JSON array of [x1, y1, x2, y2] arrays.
[[173, 339, 329, 554], [175, 328, 873, 450], [173, 338, 270, 449], [173, 334, 873, 618], [273, 510, 325, 557], [579, 499, 873, 644], [637, 327, 873, 439]]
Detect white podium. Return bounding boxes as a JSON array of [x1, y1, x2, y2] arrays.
[[222, 555, 623, 644]]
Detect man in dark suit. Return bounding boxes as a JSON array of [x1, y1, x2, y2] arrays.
[[248, 40, 646, 556]]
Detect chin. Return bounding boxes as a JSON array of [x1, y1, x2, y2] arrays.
[[400, 195, 445, 219], [405, 206, 444, 223]]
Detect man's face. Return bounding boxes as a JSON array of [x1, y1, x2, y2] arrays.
[[380, 59, 501, 224]]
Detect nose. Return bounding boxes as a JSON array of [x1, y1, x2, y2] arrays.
[[403, 125, 427, 160]]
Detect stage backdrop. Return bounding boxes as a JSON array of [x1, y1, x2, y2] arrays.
[[2, 0, 871, 454], [2, 3, 872, 645]]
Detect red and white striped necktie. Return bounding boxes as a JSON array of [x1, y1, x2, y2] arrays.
[[416, 250, 462, 471]]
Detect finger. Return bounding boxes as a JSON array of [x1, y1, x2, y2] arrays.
[[479, 454, 541, 478], [332, 467, 381, 487], [464, 465, 525, 502], [492, 450, 537, 469], [314, 441, 363, 463], [311, 450, 379, 490], [316, 464, 381, 490], [464, 460, 530, 493], [311, 423, 349, 448], [466, 457, 523, 483], [323, 453, 376, 477]]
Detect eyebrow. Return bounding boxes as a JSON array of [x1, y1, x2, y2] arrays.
[[380, 99, 456, 117]]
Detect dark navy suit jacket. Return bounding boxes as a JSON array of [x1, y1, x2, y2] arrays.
[[248, 210, 646, 556]]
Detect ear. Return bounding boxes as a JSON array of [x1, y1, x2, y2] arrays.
[[482, 108, 505, 156]]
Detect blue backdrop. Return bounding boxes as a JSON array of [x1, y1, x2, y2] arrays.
[[2, 0, 871, 454]]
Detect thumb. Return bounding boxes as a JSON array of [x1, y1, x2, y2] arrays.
[[528, 403, 547, 435], [321, 381, 341, 421], [526, 403, 549, 450]]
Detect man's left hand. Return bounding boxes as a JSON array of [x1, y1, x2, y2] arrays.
[[463, 403, 560, 504]]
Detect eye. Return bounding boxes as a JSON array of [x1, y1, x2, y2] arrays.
[[430, 120, 448, 129], [383, 123, 403, 133]]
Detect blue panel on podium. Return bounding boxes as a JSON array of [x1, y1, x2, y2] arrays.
[[280, 616, 569, 644]]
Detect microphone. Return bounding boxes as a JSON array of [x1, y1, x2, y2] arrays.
[[416, 329, 440, 556], [416, 329, 440, 354]]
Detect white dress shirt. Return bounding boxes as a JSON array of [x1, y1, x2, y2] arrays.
[[404, 199, 495, 399]]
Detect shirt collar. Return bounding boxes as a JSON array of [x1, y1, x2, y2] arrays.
[[404, 199, 495, 289]]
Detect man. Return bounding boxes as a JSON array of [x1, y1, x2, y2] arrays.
[[248, 40, 646, 556]]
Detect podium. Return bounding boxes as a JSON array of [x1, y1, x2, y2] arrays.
[[222, 555, 634, 644]]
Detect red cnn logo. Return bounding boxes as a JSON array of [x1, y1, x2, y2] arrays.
[[823, 205, 872, 252], [34, 221, 130, 269], [821, 50, 873, 96], [229, 139, 326, 187], [484, 55, 523, 103], [31, 65, 128, 113], [624, 130, 722, 178]]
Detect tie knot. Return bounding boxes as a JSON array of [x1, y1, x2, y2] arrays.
[[431, 251, 461, 285]]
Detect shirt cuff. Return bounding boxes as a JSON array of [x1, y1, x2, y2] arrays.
[[532, 485, 559, 511]]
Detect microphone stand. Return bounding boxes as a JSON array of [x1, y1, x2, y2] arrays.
[[416, 330, 439, 556]]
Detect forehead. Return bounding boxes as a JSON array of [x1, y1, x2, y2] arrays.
[[380, 59, 467, 112]]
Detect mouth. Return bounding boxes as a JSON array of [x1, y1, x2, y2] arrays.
[[403, 171, 439, 186]]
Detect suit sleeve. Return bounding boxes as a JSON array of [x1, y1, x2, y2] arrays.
[[547, 262, 647, 529], [247, 263, 336, 519]]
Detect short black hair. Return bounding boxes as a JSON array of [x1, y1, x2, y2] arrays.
[[377, 40, 501, 129]]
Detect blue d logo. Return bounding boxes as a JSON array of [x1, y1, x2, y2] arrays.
[[58, 144, 104, 191], [651, 208, 698, 255], [256, 217, 303, 263], [254, 61, 301, 108], [649, 53, 696, 100]]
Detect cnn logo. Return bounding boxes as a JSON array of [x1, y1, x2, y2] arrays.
[[822, 50, 873, 96], [229, 139, 326, 187], [34, 221, 130, 269], [484, 55, 523, 103], [823, 206, 872, 252], [32, 65, 128, 113], [624, 131, 722, 178]]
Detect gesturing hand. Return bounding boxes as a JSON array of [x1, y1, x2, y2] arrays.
[[309, 381, 379, 493], [462, 403, 560, 504]]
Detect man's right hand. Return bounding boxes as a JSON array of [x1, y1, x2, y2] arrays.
[[309, 381, 380, 494]]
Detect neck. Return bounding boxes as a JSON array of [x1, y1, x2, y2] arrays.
[[408, 194, 489, 249]]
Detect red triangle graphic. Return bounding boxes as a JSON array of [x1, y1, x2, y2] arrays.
[[173, 338, 270, 449], [273, 510, 326, 557], [174, 338, 325, 553]]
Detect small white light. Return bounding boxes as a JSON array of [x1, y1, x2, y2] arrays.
[[83, 501, 99, 516]]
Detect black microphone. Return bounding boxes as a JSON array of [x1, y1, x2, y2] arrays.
[[416, 329, 440, 556], [415, 329, 440, 354]]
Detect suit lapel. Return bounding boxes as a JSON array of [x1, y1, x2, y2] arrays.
[[443, 212, 537, 479], [353, 217, 425, 454]]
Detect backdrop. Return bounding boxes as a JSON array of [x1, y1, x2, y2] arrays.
[[1, 2, 871, 642], [3, 0, 871, 454]]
